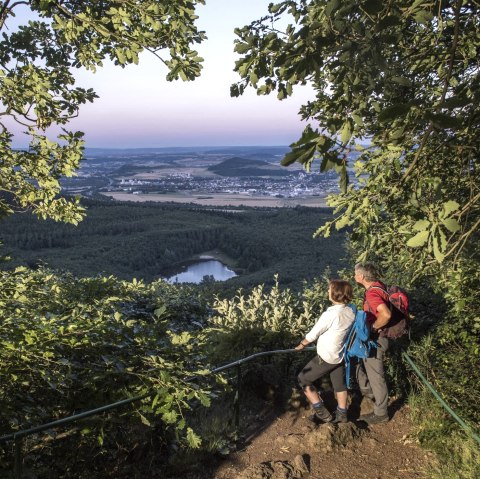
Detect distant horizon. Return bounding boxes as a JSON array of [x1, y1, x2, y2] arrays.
[[84, 145, 291, 151]]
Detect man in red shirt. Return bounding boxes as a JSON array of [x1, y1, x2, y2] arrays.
[[354, 262, 392, 424]]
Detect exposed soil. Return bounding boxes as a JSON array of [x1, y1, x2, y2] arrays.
[[208, 396, 435, 479]]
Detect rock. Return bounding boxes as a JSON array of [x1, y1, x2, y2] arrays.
[[293, 454, 309, 473], [236, 456, 310, 479], [274, 421, 364, 453], [304, 422, 364, 451], [236, 463, 274, 479]]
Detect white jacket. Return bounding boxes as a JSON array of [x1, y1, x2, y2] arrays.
[[305, 304, 355, 364]]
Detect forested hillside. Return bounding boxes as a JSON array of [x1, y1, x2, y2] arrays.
[[207, 157, 291, 176], [0, 199, 346, 289]]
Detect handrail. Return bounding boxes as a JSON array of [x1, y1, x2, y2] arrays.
[[0, 347, 313, 444], [2, 393, 150, 443], [402, 352, 480, 445]]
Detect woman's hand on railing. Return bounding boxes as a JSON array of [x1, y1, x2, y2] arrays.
[[295, 339, 310, 351]]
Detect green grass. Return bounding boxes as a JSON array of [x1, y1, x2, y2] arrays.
[[409, 388, 480, 479]]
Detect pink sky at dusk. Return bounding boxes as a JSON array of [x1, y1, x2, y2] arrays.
[[10, 0, 314, 149]]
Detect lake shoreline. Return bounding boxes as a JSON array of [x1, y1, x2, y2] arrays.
[[160, 255, 238, 284]]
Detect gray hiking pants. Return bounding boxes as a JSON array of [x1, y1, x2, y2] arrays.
[[356, 336, 390, 417]]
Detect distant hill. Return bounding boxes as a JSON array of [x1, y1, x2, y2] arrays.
[[113, 164, 164, 176], [84, 146, 290, 160], [207, 157, 292, 177]]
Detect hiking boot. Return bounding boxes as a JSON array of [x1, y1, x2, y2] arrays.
[[359, 412, 389, 424], [331, 409, 348, 424], [309, 404, 333, 424]]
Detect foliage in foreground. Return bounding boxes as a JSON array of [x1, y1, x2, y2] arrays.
[[0, 267, 214, 453], [233, 0, 479, 279], [205, 275, 331, 363], [0, 266, 337, 476]]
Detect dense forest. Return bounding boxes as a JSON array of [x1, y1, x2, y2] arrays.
[[0, 199, 347, 290]]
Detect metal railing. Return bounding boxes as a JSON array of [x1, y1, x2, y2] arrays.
[[0, 347, 310, 479], [402, 352, 480, 445], [1, 348, 479, 478]]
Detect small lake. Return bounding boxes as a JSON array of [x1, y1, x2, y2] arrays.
[[165, 259, 237, 284]]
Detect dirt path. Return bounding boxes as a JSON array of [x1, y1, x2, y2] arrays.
[[211, 400, 434, 479]]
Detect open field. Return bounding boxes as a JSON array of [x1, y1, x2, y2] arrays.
[[101, 191, 328, 207], [129, 167, 219, 179]]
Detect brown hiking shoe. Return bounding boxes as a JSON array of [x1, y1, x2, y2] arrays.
[[309, 404, 333, 424], [331, 409, 348, 423], [359, 412, 389, 424]]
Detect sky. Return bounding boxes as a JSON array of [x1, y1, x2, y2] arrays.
[[10, 0, 314, 149]]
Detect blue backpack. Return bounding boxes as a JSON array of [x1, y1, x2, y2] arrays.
[[343, 303, 377, 388]]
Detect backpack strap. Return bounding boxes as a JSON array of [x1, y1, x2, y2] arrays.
[[343, 303, 357, 388], [368, 285, 389, 295], [364, 285, 391, 313]]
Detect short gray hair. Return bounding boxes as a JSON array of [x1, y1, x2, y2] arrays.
[[355, 262, 379, 282]]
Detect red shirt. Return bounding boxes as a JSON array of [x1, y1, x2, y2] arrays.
[[363, 282, 389, 325]]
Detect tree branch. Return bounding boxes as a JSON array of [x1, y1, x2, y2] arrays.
[[0, 1, 29, 30], [447, 216, 480, 264], [400, 0, 462, 183]]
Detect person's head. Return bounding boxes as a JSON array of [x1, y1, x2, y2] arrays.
[[354, 262, 380, 287], [328, 279, 353, 304]]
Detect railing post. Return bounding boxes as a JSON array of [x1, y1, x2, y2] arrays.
[[234, 363, 241, 435], [14, 435, 23, 479]]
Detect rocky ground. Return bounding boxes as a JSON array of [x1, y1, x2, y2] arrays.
[[207, 394, 435, 479]]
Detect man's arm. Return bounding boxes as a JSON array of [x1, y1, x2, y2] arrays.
[[372, 303, 392, 331]]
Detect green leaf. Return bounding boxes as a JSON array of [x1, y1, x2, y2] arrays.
[[162, 410, 177, 424], [442, 200, 460, 216], [154, 305, 167, 318], [335, 214, 351, 230], [186, 427, 202, 448], [414, 10, 433, 24], [362, 0, 383, 15], [413, 219, 430, 231], [406, 230, 429, 247], [428, 113, 461, 129], [391, 76, 412, 87], [441, 218, 461, 233], [433, 235, 445, 262], [234, 43, 250, 54], [325, 0, 341, 17], [196, 391, 211, 407], [352, 114, 364, 126], [439, 228, 447, 251], [139, 414, 151, 426], [340, 119, 353, 145], [378, 103, 412, 123], [281, 143, 316, 168]]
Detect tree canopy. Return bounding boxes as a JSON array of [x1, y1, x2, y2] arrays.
[[0, 0, 205, 223], [232, 0, 479, 284]]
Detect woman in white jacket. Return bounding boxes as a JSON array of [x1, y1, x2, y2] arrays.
[[295, 279, 355, 424]]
